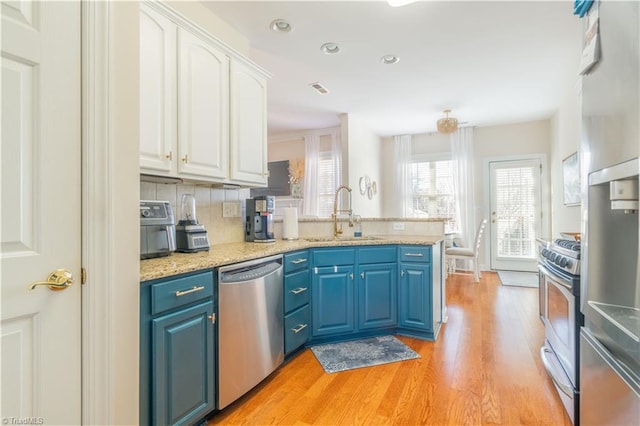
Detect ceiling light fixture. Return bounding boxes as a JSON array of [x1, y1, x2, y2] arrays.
[[437, 109, 459, 134], [270, 19, 293, 33], [380, 54, 400, 65], [320, 42, 340, 54]]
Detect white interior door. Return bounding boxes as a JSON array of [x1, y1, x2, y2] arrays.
[[489, 159, 542, 272], [1, 1, 81, 423]]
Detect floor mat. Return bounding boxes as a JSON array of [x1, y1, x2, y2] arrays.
[[310, 335, 420, 374], [498, 270, 539, 288]]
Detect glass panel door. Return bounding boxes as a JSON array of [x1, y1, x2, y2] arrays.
[[489, 159, 542, 271]]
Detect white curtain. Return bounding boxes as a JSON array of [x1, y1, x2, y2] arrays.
[[331, 131, 342, 189], [302, 134, 320, 216], [451, 127, 476, 264], [393, 135, 413, 217]]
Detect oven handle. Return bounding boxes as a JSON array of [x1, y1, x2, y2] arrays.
[[538, 264, 573, 291], [540, 346, 574, 398]]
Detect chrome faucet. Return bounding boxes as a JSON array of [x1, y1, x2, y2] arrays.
[[332, 185, 354, 237]]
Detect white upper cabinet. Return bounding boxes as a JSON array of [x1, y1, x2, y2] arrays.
[[177, 28, 229, 180], [140, 6, 176, 173], [230, 60, 268, 185], [139, 2, 270, 186]]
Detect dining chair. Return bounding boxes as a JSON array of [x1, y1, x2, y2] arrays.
[[445, 219, 488, 283]]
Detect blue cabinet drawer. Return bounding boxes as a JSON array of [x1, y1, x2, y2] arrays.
[[150, 271, 214, 315], [358, 246, 397, 264], [284, 251, 309, 274], [284, 269, 310, 314], [312, 248, 356, 267], [399, 246, 432, 263], [285, 304, 310, 354]]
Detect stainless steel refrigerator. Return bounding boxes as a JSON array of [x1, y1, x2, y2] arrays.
[[580, 1, 640, 424]]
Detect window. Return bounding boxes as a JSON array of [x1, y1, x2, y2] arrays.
[[410, 159, 458, 233], [317, 149, 338, 217]]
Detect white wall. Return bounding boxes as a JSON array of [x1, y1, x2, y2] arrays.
[[343, 114, 383, 217], [110, 2, 140, 424], [550, 82, 582, 238]]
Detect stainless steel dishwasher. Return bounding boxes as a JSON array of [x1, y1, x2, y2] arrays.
[[218, 254, 284, 409]]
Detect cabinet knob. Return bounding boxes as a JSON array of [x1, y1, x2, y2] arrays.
[[181, 154, 189, 163], [165, 151, 172, 160], [360, 272, 365, 279], [349, 273, 354, 280], [208, 314, 216, 324], [401, 270, 405, 277]]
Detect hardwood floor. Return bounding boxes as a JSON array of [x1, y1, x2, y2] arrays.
[[208, 271, 572, 425]]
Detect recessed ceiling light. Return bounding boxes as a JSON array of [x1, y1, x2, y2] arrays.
[[270, 19, 293, 33], [380, 54, 400, 65], [320, 42, 341, 55]]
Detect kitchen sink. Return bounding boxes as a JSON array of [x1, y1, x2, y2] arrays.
[[304, 235, 383, 242]]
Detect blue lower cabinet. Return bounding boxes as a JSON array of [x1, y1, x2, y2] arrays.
[[398, 263, 432, 331], [358, 263, 397, 330], [312, 265, 355, 337], [152, 301, 216, 426], [285, 304, 310, 354], [141, 270, 216, 426]]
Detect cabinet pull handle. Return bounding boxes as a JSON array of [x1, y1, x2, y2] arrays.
[[165, 151, 172, 160], [208, 314, 216, 324], [360, 272, 365, 279], [405, 253, 424, 257], [290, 287, 307, 295], [175, 285, 204, 297], [401, 270, 405, 277], [349, 273, 354, 280], [181, 154, 189, 163], [291, 323, 308, 334], [314, 267, 318, 274], [291, 258, 307, 264]]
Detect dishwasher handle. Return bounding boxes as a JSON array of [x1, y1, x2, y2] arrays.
[[220, 262, 282, 284]]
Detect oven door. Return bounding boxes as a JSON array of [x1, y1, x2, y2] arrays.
[[540, 263, 577, 386]]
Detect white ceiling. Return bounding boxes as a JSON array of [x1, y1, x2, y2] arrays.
[[203, 0, 583, 137]]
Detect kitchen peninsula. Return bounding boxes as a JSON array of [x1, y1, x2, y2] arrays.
[[140, 219, 445, 425]]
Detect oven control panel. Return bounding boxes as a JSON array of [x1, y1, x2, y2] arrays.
[[539, 239, 581, 276]]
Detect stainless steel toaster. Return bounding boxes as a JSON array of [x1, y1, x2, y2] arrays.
[[140, 200, 176, 259]]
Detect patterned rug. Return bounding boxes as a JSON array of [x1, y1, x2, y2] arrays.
[[498, 270, 539, 288], [310, 335, 420, 374]]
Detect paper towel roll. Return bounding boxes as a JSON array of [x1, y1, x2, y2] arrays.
[[282, 207, 299, 240]]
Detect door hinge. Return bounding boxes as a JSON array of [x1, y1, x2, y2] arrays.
[[81, 268, 87, 285]]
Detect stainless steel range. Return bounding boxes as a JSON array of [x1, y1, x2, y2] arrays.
[[538, 239, 584, 424]]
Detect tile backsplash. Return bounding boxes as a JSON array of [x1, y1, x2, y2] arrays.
[[141, 182, 249, 244]]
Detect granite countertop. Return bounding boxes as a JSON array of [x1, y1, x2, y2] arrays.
[[140, 235, 443, 282]]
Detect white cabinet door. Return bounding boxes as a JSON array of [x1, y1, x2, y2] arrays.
[[177, 28, 229, 180], [1, 1, 81, 423], [229, 60, 268, 186], [140, 5, 176, 174]]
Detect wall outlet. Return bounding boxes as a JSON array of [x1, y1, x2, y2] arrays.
[[222, 201, 241, 218], [393, 222, 405, 231]]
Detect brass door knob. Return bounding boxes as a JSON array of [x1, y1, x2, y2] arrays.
[[29, 269, 73, 291]]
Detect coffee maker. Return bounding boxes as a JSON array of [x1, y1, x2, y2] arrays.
[[175, 194, 210, 252], [245, 196, 275, 242]]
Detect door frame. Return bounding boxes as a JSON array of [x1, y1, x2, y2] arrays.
[[82, 2, 140, 425], [482, 154, 550, 271]]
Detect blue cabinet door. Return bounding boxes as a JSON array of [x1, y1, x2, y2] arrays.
[[312, 266, 355, 337], [358, 263, 397, 330], [152, 301, 215, 426], [398, 264, 432, 331]]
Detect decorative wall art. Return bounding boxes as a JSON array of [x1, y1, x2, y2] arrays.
[[359, 175, 377, 200], [563, 152, 581, 206]]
